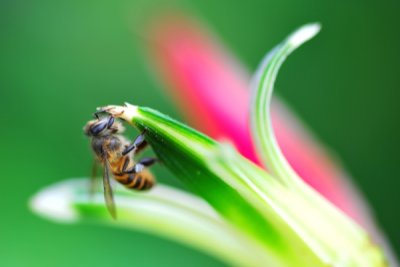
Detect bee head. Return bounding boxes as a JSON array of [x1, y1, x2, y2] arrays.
[[84, 117, 124, 137]]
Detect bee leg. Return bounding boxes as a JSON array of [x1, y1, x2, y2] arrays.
[[138, 157, 158, 167], [122, 131, 148, 156], [123, 157, 158, 174], [120, 156, 130, 173]]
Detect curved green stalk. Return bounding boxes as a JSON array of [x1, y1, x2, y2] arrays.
[[30, 178, 270, 267], [250, 23, 321, 184]]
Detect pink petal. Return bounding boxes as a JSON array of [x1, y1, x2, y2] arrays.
[[145, 14, 373, 226]]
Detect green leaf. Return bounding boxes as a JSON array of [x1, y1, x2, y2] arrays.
[[30, 179, 270, 267], [99, 104, 340, 266]]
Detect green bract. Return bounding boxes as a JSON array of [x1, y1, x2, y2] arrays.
[[31, 24, 387, 267]]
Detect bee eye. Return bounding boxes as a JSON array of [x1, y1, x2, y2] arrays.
[[107, 116, 115, 128], [90, 120, 108, 135]]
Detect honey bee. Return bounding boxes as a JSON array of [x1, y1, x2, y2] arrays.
[[84, 111, 157, 219]]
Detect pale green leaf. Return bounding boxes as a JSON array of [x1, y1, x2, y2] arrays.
[[30, 178, 270, 267]]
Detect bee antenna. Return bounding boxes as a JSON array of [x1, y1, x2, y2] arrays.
[[93, 109, 106, 120]]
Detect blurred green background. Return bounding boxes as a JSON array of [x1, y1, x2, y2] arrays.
[[1, 0, 399, 266]]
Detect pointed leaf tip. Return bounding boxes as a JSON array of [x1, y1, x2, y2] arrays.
[[30, 179, 79, 222], [288, 23, 321, 48]]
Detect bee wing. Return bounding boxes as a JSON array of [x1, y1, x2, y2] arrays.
[[103, 158, 117, 219], [90, 159, 99, 198]]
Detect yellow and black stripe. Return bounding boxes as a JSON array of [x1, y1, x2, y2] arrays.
[[111, 156, 154, 191]]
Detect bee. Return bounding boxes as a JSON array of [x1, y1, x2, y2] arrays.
[[84, 111, 157, 219]]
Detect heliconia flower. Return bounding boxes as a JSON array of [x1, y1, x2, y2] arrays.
[[144, 14, 397, 265], [145, 14, 367, 225], [30, 13, 397, 267]]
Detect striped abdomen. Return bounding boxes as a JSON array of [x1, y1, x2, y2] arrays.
[[110, 157, 154, 191]]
